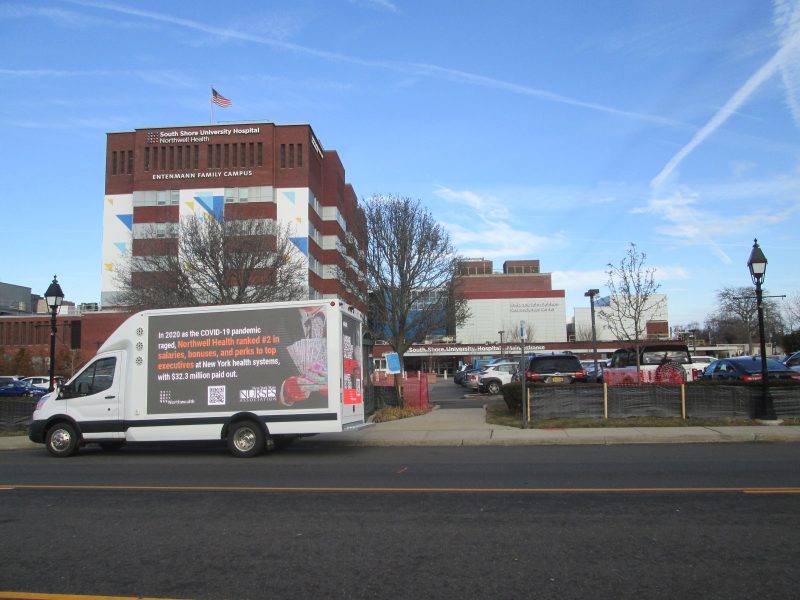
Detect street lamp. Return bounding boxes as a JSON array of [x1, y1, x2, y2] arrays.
[[747, 239, 776, 420], [44, 275, 64, 393], [498, 330, 505, 357], [585, 289, 600, 383]]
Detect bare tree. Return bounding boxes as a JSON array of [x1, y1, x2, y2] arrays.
[[783, 291, 800, 332], [598, 243, 664, 375], [356, 195, 469, 403], [710, 286, 783, 351], [114, 215, 308, 310]]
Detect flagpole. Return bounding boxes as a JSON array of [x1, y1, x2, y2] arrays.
[[210, 84, 214, 124]]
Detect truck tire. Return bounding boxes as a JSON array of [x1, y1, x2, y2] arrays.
[[46, 422, 79, 458], [487, 380, 501, 395], [227, 420, 266, 458]]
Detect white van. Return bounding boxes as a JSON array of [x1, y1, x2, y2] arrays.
[[29, 300, 365, 457]]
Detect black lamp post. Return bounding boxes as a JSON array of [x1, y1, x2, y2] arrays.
[[747, 239, 776, 420], [498, 330, 505, 357], [585, 289, 600, 382], [44, 276, 64, 393]]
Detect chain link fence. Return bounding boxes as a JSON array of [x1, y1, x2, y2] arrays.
[[0, 397, 37, 433]]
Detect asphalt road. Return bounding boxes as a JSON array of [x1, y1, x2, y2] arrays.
[[1, 443, 799, 600]]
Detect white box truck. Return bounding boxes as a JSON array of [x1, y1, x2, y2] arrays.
[[29, 300, 365, 457]]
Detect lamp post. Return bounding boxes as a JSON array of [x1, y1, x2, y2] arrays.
[[747, 239, 776, 420], [498, 330, 505, 357], [585, 289, 600, 382], [44, 275, 64, 393]]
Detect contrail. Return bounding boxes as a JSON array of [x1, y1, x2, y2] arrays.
[[651, 30, 800, 189]]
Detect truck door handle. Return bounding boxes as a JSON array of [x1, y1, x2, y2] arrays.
[[105, 395, 116, 399]]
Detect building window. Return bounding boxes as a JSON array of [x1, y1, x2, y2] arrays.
[[128, 150, 134, 174], [153, 147, 159, 171], [215, 144, 221, 168], [193, 145, 199, 169], [224, 144, 229, 167], [160, 146, 166, 170], [239, 188, 249, 202], [225, 188, 235, 203], [232, 144, 238, 167], [249, 142, 254, 166], [289, 144, 294, 168], [297, 143, 303, 167], [144, 147, 150, 171], [257, 142, 263, 166], [170, 190, 179, 205], [111, 151, 117, 175], [240, 143, 246, 167], [207, 145, 213, 168], [177, 146, 183, 170], [157, 190, 168, 206], [280, 144, 286, 168]]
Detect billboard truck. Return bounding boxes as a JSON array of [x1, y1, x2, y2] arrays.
[[29, 300, 365, 458]]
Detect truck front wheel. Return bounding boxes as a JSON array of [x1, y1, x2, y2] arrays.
[[227, 421, 266, 458], [46, 422, 79, 458], [487, 381, 501, 395]]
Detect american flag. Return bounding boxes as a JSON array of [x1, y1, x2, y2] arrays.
[[212, 88, 232, 108]]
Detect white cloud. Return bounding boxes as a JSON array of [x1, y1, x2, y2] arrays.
[[349, 0, 399, 14], [433, 187, 555, 257]]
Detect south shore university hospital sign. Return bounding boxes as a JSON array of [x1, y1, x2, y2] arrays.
[[146, 127, 262, 181]]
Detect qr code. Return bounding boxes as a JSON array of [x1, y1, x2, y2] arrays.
[[208, 385, 226, 406]]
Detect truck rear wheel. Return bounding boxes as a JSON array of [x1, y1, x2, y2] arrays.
[[227, 420, 266, 458], [46, 422, 79, 458]]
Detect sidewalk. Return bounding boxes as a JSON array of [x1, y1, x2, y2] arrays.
[[309, 406, 800, 447]]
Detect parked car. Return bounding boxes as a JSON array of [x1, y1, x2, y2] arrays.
[[20, 375, 65, 389], [0, 375, 20, 386], [478, 361, 519, 394], [515, 354, 587, 384], [782, 351, 800, 373], [701, 357, 800, 382], [0, 380, 47, 398]]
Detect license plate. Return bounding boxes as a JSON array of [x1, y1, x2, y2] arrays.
[[550, 376, 564, 383]]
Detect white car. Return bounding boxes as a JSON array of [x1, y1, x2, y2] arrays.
[[20, 376, 50, 389], [477, 361, 519, 395]]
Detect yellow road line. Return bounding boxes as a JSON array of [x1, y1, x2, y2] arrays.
[[0, 592, 185, 600], [4, 484, 800, 494]]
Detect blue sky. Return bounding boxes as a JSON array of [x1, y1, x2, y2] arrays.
[[2, 0, 799, 328]]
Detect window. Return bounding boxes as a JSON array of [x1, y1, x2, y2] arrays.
[[157, 190, 168, 206], [153, 147, 159, 170], [232, 143, 238, 167], [215, 144, 221, 168], [289, 144, 294, 168], [160, 146, 166, 170], [70, 357, 116, 396], [249, 142, 254, 166], [177, 146, 183, 170], [240, 143, 246, 166], [111, 151, 117, 175], [224, 144, 229, 167], [144, 147, 150, 171], [225, 188, 235, 203], [239, 188, 249, 202], [169, 146, 175, 170], [193, 145, 200, 169], [207, 145, 213, 168], [170, 190, 179, 205], [280, 144, 286, 168], [128, 151, 134, 174], [257, 142, 263, 166], [297, 143, 303, 167]]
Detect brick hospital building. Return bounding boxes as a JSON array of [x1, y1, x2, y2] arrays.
[[102, 121, 366, 312]]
